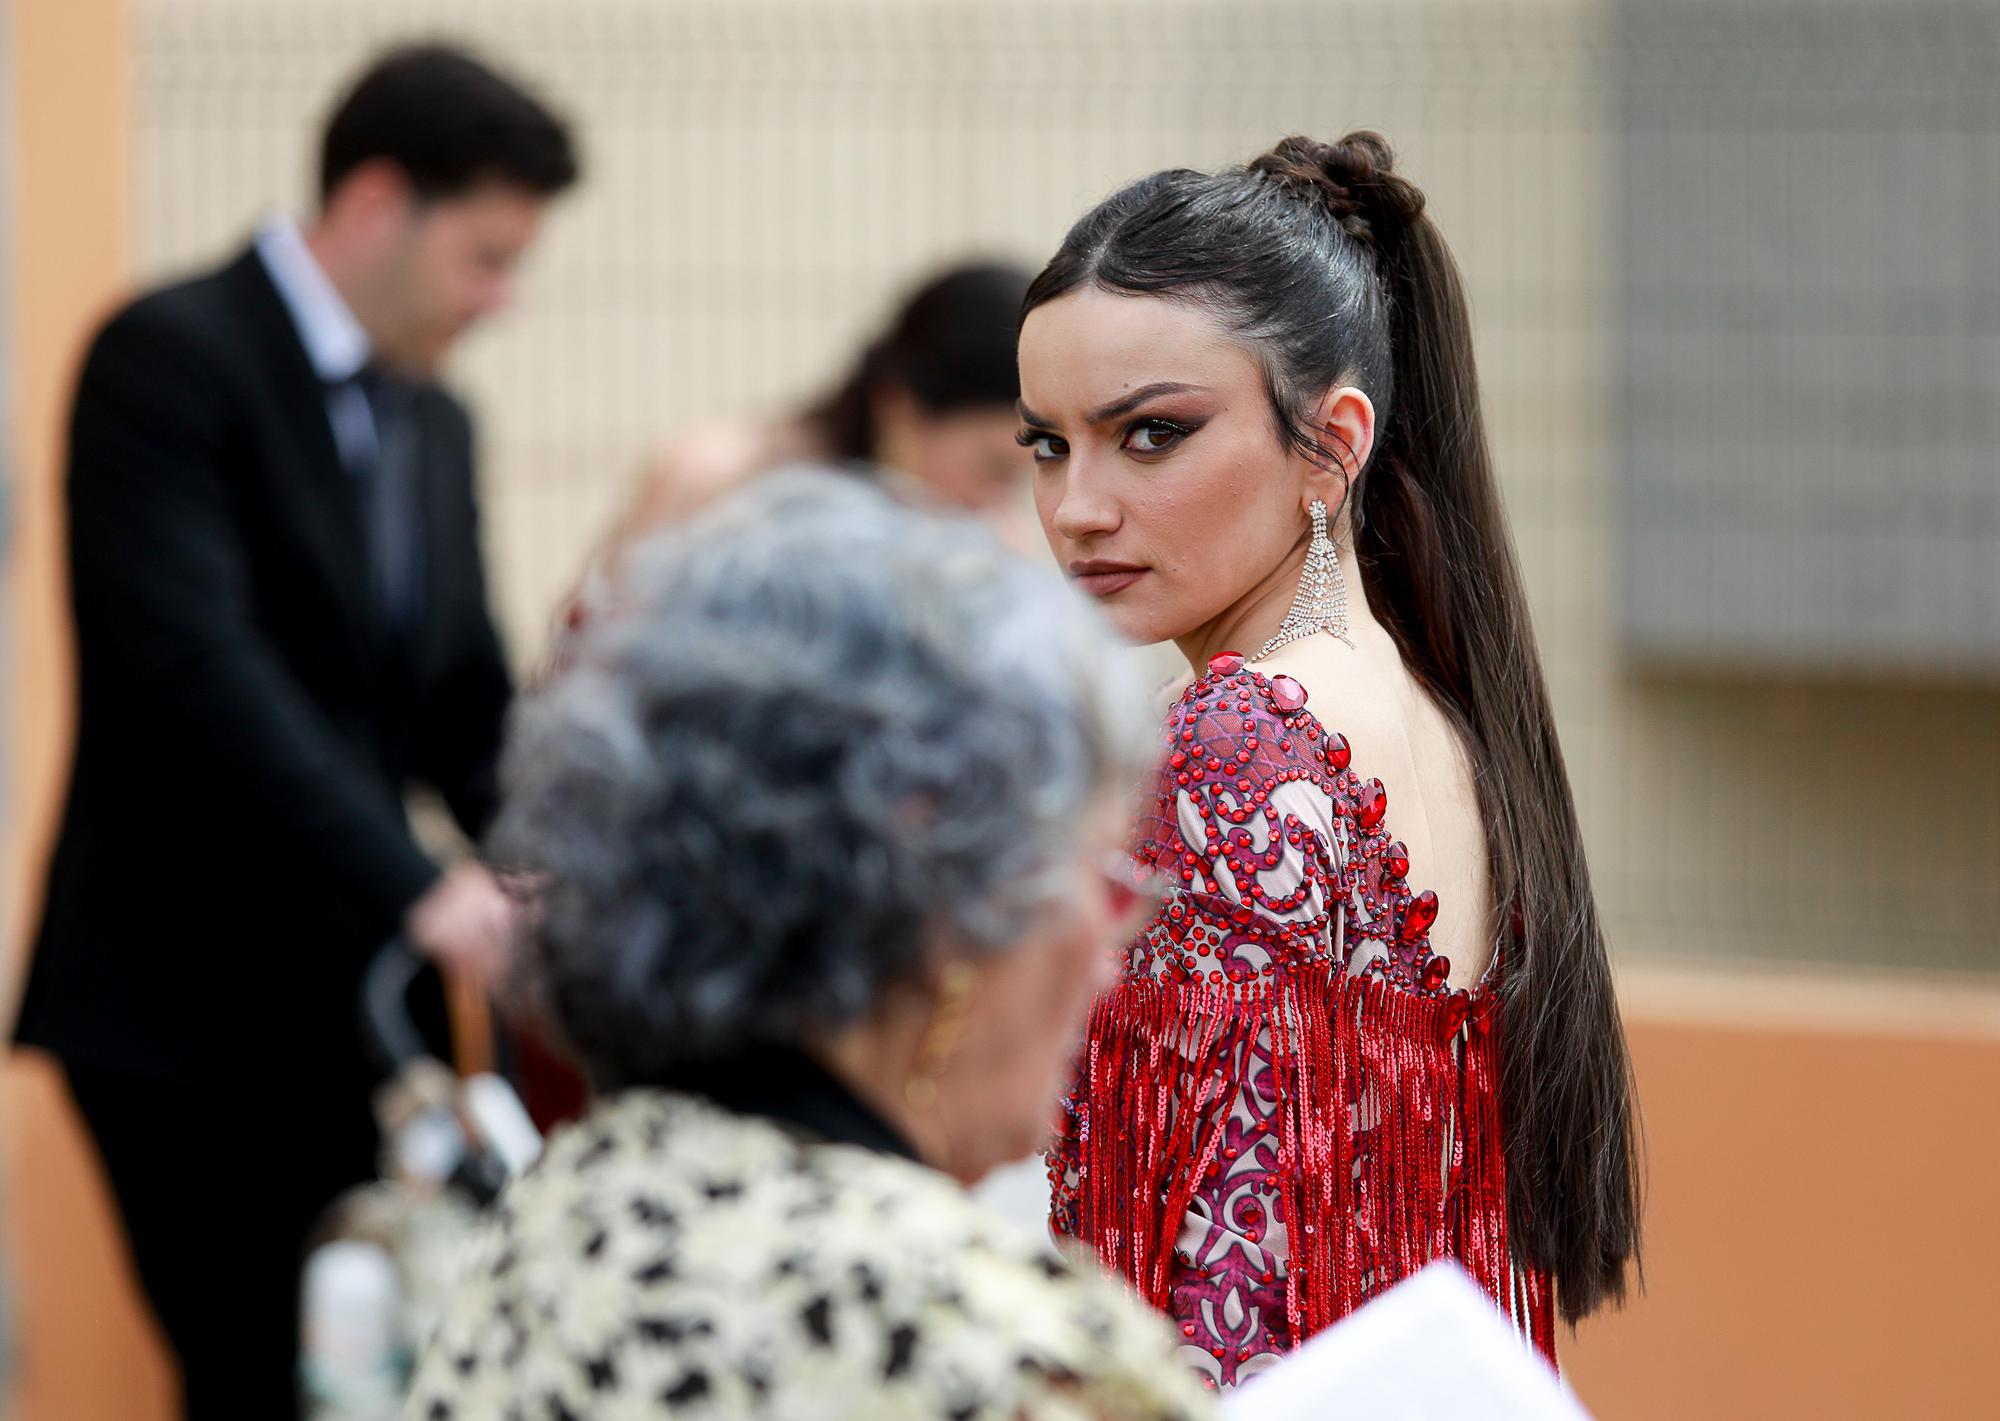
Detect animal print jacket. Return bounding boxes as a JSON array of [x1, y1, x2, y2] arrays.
[[408, 1083, 1213, 1420]]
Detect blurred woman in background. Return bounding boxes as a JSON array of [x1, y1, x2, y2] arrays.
[[616, 262, 1033, 534], [411, 472, 1212, 1420], [545, 261, 1033, 673], [542, 262, 1032, 692], [1020, 133, 1641, 1386]]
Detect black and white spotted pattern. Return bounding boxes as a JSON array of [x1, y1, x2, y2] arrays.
[[407, 1089, 1213, 1420]]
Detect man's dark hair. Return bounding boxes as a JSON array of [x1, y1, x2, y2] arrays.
[[320, 44, 579, 204]]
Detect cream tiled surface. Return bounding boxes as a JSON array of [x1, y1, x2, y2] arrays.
[[133, 0, 1999, 972]]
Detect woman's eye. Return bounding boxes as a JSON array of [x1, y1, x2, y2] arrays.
[[1016, 428, 1067, 463], [1122, 419, 1190, 455]]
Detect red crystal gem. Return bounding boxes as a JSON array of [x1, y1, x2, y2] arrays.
[[1169, 751, 1187, 769], [1358, 778, 1388, 829], [1401, 888, 1440, 941], [1269, 675, 1307, 712], [1325, 732, 1351, 770], [1208, 651, 1245, 677], [1441, 995, 1471, 1039], [1422, 954, 1452, 990], [1385, 841, 1410, 878]]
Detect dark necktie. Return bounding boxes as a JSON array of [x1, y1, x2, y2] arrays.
[[327, 365, 423, 635]]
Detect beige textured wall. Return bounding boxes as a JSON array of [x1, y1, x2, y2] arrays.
[[125, 0, 1998, 978]]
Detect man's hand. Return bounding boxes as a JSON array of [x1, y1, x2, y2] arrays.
[[404, 862, 517, 990]]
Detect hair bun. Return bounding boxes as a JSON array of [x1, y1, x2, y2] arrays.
[[1251, 131, 1426, 251]]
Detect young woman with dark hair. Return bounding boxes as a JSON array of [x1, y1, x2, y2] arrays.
[[617, 262, 1033, 533], [1021, 133, 1640, 1387], [544, 263, 1033, 681]]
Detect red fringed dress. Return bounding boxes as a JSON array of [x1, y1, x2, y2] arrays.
[[1049, 653, 1555, 1388]]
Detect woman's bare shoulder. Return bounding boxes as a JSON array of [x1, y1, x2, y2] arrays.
[[625, 421, 775, 531], [1249, 630, 1411, 760]]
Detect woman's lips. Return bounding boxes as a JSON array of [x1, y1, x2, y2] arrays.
[[1070, 564, 1147, 597]]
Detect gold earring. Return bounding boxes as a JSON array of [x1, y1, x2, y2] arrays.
[[905, 962, 977, 1111]]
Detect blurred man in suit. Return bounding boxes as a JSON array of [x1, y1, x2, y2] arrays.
[[13, 44, 578, 1417]]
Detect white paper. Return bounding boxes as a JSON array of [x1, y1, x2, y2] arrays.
[[1220, 1262, 1593, 1421]]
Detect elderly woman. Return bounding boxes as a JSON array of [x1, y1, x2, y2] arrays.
[[408, 472, 1213, 1420]]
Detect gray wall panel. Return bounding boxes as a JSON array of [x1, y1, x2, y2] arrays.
[[1615, 0, 2000, 674]]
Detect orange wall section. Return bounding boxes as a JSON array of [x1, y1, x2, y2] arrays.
[[5, 0, 127, 971], [1564, 965, 2000, 1418], [3, 1, 177, 1418]]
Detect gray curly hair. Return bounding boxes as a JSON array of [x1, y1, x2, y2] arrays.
[[492, 469, 1153, 1082]]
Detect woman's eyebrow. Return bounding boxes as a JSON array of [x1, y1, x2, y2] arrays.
[[1085, 381, 1209, 425], [1019, 381, 1211, 431]]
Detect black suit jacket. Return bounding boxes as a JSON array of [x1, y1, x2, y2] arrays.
[[15, 246, 514, 1086]]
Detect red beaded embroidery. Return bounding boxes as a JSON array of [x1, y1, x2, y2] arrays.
[[1048, 660, 1554, 1386]]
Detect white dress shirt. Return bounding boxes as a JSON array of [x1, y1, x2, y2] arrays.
[[254, 216, 378, 471]]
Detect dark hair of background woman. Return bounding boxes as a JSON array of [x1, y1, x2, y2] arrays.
[[1023, 132, 1641, 1323], [808, 263, 1031, 461]]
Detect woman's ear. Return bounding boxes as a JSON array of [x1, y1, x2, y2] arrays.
[[1300, 385, 1375, 517]]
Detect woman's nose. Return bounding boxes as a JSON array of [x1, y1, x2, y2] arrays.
[[1051, 463, 1120, 541]]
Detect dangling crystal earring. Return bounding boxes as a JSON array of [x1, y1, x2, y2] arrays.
[[1252, 499, 1352, 661]]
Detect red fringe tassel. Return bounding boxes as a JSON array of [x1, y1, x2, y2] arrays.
[[1072, 964, 1555, 1365]]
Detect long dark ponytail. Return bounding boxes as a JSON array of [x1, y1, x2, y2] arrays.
[[1025, 133, 1640, 1322]]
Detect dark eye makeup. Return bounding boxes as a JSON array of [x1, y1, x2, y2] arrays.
[[1015, 426, 1066, 462], [1015, 411, 1204, 464], [1120, 416, 1199, 455]]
